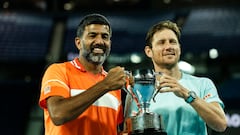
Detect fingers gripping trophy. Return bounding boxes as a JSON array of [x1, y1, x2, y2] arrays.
[[123, 69, 167, 135]]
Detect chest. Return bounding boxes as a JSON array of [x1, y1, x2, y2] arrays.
[[66, 68, 104, 89]]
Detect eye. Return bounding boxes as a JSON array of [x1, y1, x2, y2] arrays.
[[156, 40, 165, 46], [88, 33, 97, 38], [102, 34, 110, 40], [169, 39, 178, 45]]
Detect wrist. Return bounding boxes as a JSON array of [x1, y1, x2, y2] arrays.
[[185, 91, 197, 103]]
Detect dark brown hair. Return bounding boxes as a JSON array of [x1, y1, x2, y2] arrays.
[[76, 13, 112, 38], [145, 20, 181, 47]]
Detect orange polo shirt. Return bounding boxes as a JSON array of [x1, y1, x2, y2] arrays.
[[39, 58, 123, 135]]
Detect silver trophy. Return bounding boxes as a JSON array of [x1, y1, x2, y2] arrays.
[[124, 69, 167, 135]]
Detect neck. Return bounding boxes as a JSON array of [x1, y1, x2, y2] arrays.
[[155, 65, 182, 80]]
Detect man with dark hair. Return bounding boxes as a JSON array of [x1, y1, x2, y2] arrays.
[[39, 13, 126, 135]]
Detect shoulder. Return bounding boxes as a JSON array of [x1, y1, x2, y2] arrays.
[[43, 61, 71, 75], [181, 73, 218, 96], [182, 72, 212, 81], [41, 61, 72, 83], [46, 61, 70, 69], [181, 73, 214, 86]]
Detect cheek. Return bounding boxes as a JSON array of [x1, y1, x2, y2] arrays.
[[153, 48, 162, 56], [175, 47, 181, 55], [106, 42, 111, 49], [152, 51, 162, 60]]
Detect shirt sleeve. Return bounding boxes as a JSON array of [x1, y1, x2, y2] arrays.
[[39, 63, 70, 109], [201, 78, 225, 109]]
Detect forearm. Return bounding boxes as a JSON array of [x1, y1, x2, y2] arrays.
[[47, 81, 110, 125], [190, 97, 227, 132]]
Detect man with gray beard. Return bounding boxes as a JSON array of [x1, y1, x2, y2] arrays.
[[39, 13, 127, 135]]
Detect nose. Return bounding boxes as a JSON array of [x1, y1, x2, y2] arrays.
[[94, 35, 104, 45], [163, 41, 174, 51], [164, 41, 171, 48]]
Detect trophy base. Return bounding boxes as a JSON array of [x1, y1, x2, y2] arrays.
[[130, 112, 167, 135], [131, 128, 167, 135]]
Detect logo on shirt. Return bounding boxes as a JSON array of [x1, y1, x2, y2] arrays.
[[44, 85, 51, 95], [203, 93, 211, 100]]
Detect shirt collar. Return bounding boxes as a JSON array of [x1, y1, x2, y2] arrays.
[[70, 57, 108, 76]]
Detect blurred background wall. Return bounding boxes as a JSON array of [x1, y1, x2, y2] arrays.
[[0, 0, 240, 134]]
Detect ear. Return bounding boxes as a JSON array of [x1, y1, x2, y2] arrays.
[[75, 37, 81, 50], [144, 46, 153, 58]]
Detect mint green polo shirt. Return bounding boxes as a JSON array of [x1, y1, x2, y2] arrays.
[[127, 72, 224, 135]]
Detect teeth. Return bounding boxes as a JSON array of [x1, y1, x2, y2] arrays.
[[93, 48, 104, 53], [165, 53, 175, 55]]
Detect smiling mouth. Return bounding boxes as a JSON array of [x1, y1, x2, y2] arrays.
[[164, 53, 175, 56], [92, 48, 104, 54]]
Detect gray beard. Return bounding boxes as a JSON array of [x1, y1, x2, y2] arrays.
[[81, 47, 109, 65], [86, 53, 107, 65]]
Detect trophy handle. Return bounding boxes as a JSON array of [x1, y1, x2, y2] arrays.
[[122, 70, 141, 109], [123, 86, 141, 112], [152, 71, 163, 102]]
